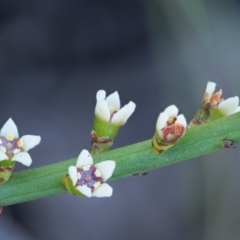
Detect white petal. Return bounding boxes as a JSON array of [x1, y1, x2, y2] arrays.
[[0, 118, 19, 138], [12, 152, 32, 166], [206, 81, 216, 95], [95, 160, 116, 181], [68, 166, 78, 186], [126, 101, 136, 119], [233, 106, 240, 113], [106, 91, 121, 111], [95, 101, 110, 121], [111, 107, 127, 125], [156, 112, 169, 131], [76, 149, 93, 167], [21, 135, 41, 152], [0, 151, 8, 161], [96, 90, 106, 102], [175, 114, 187, 128], [164, 105, 178, 117], [92, 183, 113, 197], [218, 97, 239, 116], [76, 185, 92, 198], [111, 102, 133, 125]]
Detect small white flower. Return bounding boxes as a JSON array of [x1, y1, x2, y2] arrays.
[[0, 118, 41, 166], [156, 105, 187, 142], [204, 81, 240, 116], [95, 90, 136, 125], [217, 97, 239, 116], [68, 149, 116, 198]]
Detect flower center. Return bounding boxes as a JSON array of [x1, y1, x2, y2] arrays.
[[210, 89, 223, 106], [109, 106, 118, 122], [0, 135, 24, 158], [161, 124, 185, 143], [76, 165, 104, 192], [167, 117, 177, 125]]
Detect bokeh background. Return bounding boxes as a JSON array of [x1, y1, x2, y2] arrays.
[[0, 1, 240, 239]]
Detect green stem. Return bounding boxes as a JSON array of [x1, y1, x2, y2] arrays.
[[1, 113, 240, 206]]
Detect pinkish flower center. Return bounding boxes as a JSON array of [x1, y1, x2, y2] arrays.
[[161, 123, 185, 143], [76, 165, 103, 192], [0, 136, 24, 158]]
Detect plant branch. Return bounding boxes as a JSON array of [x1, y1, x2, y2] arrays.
[[1, 113, 240, 206]]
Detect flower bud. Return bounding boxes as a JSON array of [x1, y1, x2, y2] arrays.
[[152, 105, 187, 154]]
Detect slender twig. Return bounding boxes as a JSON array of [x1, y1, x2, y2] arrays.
[[0, 113, 240, 206]]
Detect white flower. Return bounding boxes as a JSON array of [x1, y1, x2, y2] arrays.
[[205, 81, 240, 116], [68, 149, 116, 198], [95, 90, 136, 125], [217, 97, 239, 116], [156, 105, 187, 143], [0, 118, 41, 166]]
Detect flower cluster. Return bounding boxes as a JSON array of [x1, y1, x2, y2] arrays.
[[3, 83, 239, 199]]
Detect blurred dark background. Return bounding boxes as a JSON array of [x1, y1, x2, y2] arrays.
[[0, 1, 240, 239]]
